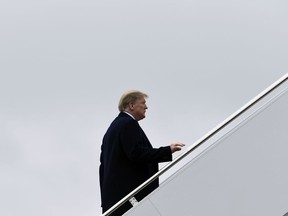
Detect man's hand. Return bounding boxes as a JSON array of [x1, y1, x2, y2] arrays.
[[170, 142, 185, 153]]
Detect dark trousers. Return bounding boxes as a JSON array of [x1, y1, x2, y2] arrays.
[[102, 201, 132, 216]]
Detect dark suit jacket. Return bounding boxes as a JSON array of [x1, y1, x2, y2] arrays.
[[99, 112, 172, 215]]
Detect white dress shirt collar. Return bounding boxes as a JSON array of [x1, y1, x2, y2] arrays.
[[124, 111, 135, 120]]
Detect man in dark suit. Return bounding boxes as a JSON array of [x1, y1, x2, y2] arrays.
[[99, 90, 184, 215]]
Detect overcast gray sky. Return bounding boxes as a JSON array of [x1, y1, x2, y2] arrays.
[[0, 0, 287, 215]]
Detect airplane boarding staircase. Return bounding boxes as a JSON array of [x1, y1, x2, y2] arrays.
[[101, 73, 288, 216]]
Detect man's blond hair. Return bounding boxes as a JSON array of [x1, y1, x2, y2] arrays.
[[118, 90, 148, 112]]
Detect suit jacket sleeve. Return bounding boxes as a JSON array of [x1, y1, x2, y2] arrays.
[[120, 120, 172, 163]]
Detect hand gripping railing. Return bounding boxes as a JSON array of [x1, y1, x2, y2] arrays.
[[100, 73, 288, 216]]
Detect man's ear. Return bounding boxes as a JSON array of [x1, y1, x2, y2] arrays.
[[129, 103, 134, 110]]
